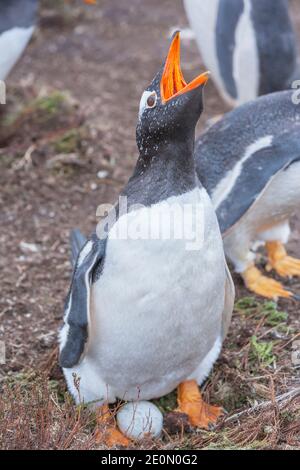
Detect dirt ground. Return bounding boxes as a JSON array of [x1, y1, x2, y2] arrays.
[[0, 0, 300, 450]]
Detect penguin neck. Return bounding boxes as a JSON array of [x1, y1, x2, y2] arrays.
[[123, 135, 198, 207], [136, 138, 196, 177]]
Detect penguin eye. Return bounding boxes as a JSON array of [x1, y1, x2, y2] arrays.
[[139, 90, 157, 118], [146, 92, 157, 109]]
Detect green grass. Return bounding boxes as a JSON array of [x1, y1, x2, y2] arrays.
[[249, 335, 276, 367], [235, 297, 288, 327], [54, 128, 81, 154], [33, 92, 66, 115], [153, 389, 177, 413], [260, 302, 288, 327], [1, 91, 70, 129]]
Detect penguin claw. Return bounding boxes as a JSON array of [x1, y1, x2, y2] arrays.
[[242, 266, 293, 300]]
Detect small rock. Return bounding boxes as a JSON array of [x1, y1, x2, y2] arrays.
[[19, 241, 40, 254], [97, 170, 109, 179]]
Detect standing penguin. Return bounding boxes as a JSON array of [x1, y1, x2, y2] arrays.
[[59, 33, 234, 445], [0, 0, 38, 81], [195, 90, 300, 300], [184, 0, 297, 107]]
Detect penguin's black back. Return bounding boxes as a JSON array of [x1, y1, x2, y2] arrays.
[[195, 90, 300, 233], [251, 0, 297, 94], [215, 0, 297, 99]]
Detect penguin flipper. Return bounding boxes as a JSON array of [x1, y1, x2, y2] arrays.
[[59, 235, 106, 368], [70, 228, 87, 267], [218, 133, 300, 234]]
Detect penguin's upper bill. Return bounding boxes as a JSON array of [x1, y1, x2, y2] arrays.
[[161, 32, 210, 103]]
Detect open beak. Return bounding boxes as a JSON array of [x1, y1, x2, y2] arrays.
[[160, 31, 210, 103]]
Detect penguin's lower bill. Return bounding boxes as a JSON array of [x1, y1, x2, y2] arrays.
[[161, 31, 210, 103]]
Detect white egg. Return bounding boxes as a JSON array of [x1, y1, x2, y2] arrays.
[[116, 401, 163, 440]]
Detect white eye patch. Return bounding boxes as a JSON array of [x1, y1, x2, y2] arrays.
[[139, 90, 157, 119]]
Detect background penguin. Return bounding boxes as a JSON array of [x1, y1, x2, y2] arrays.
[[0, 0, 38, 81], [195, 90, 300, 300], [59, 33, 235, 445], [183, 0, 298, 107]]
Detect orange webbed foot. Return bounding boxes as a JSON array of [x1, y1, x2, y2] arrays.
[[176, 380, 223, 429], [95, 403, 130, 448], [242, 265, 293, 300], [266, 241, 300, 278]]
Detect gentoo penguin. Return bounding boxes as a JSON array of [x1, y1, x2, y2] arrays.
[[184, 0, 297, 107], [0, 0, 38, 81], [59, 33, 234, 445], [195, 90, 300, 300]]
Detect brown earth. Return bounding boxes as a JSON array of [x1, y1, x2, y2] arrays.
[[0, 0, 299, 450]]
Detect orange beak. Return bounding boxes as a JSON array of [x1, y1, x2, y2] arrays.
[[160, 32, 210, 103]]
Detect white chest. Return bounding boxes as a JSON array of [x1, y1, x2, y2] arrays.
[[88, 189, 226, 399], [233, 0, 259, 104], [240, 161, 300, 235]]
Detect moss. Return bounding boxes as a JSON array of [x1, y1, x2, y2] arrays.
[[153, 390, 177, 413], [54, 128, 81, 154], [0, 154, 15, 167], [260, 302, 288, 327], [235, 297, 258, 312], [32, 92, 66, 115], [235, 297, 288, 327], [249, 336, 276, 368], [0, 91, 72, 131]]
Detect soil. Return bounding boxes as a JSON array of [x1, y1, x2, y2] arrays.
[[0, 0, 300, 450]]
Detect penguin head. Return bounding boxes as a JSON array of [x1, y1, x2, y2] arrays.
[[136, 32, 209, 155]]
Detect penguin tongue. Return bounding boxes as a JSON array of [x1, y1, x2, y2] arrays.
[[161, 31, 210, 103]]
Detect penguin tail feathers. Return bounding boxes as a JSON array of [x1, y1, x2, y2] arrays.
[[70, 229, 87, 266]]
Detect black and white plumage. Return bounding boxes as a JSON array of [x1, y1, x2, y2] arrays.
[[0, 0, 38, 80], [59, 34, 234, 421], [195, 90, 300, 298], [184, 0, 297, 106], [70, 228, 87, 268]]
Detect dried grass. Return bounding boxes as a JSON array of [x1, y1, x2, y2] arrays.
[[0, 372, 96, 450]]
